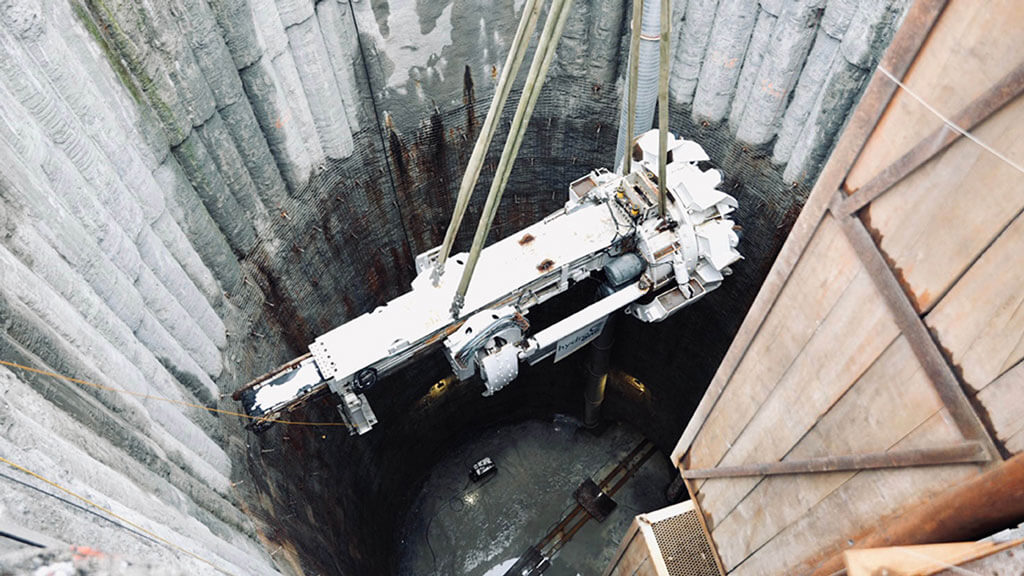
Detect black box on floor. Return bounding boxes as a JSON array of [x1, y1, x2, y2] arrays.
[[469, 457, 496, 482]]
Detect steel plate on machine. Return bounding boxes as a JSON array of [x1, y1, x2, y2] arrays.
[[553, 317, 607, 362]]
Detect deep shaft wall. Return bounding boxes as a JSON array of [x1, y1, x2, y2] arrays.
[[0, 0, 906, 573]]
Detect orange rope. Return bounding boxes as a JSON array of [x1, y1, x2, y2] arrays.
[[0, 359, 348, 428]]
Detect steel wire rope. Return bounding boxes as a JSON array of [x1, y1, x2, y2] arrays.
[[877, 66, 1024, 176], [0, 470, 162, 546], [0, 454, 236, 575]]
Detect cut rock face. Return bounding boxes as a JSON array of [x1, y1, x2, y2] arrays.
[[0, 0, 905, 573]]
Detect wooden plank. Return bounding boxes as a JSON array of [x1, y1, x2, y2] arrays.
[[845, 0, 1024, 192], [675, 216, 844, 468], [602, 518, 645, 576], [941, 540, 1024, 576], [639, 516, 672, 576], [695, 267, 901, 527], [832, 204, 1001, 460], [925, 211, 1024, 393], [1009, 427, 1024, 455], [811, 451, 1024, 576], [709, 336, 945, 570], [686, 217, 861, 482], [857, 95, 1024, 313], [974, 361, 1024, 449], [730, 409, 979, 576], [670, 0, 947, 463], [842, 62, 1024, 214], [844, 540, 1024, 576], [682, 473, 728, 576]]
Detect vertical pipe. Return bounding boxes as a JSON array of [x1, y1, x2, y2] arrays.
[[623, 0, 643, 175], [583, 314, 616, 429], [615, 0, 662, 170], [434, 0, 543, 281], [657, 0, 671, 218]]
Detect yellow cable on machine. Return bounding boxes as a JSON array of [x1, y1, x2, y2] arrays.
[[0, 359, 347, 428], [0, 454, 235, 575]]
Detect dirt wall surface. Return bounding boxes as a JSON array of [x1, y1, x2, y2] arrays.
[[0, 0, 905, 574]]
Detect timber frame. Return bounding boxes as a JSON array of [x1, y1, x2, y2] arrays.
[[667, 0, 1024, 572], [672, 0, 1009, 467]]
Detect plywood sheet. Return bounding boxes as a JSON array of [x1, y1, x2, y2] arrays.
[[711, 336, 944, 570], [859, 95, 1024, 313], [728, 410, 979, 576], [696, 269, 900, 527], [924, 209, 1024, 393], [688, 217, 860, 484], [846, 0, 1024, 191]]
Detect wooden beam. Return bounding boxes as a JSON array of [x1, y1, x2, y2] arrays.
[[680, 466, 728, 576], [671, 0, 949, 465], [811, 452, 1024, 576], [829, 193, 1002, 461], [681, 442, 988, 479], [950, 540, 1024, 574], [841, 61, 1024, 215], [844, 539, 1024, 576], [600, 518, 643, 576]]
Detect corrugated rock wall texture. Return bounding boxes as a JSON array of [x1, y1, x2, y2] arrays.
[[0, 0, 906, 573], [676, 0, 909, 181]]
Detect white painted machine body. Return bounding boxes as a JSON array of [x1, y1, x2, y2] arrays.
[[236, 130, 741, 434]]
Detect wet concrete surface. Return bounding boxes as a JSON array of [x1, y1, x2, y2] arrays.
[[396, 418, 673, 576]]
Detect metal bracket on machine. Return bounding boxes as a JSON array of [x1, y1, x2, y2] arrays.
[[328, 366, 379, 435], [330, 382, 378, 436], [444, 306, 530, 397]]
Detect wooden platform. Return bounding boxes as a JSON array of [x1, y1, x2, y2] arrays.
[[668, 0, 1024, 574]]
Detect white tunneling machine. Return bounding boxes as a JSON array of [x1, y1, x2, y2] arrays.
[[235, 130, 741, 435]]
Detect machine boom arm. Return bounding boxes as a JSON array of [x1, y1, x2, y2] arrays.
[[235, 130, 741, 434]]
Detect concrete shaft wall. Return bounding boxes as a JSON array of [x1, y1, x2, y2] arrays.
[[0, 0, 905, 574]]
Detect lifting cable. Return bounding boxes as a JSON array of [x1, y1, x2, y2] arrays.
[[450, 0, 575, 318], [0, 359, 348, 428], [0, 454, 235, 575], [657, 0, 671, 219], [623, 0, 642, 177], [433, 0, 544, 283]]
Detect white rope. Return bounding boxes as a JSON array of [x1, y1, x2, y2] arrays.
[[877, 65, 1024, 177]]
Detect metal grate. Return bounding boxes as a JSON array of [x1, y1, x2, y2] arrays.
[[649, 507, 721, 576]]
